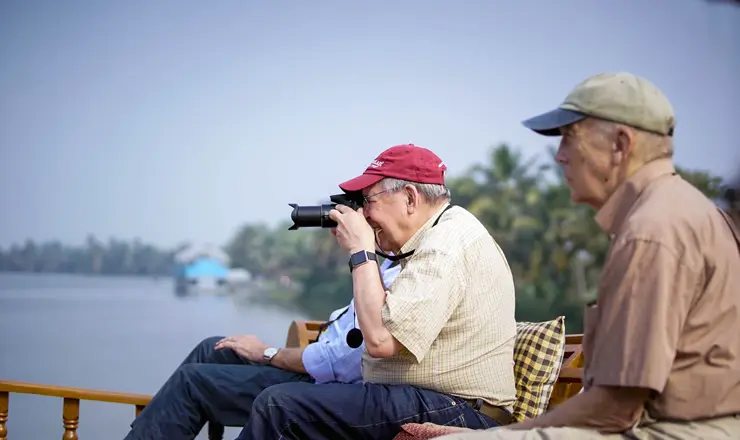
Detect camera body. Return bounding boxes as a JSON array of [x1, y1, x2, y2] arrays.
[[288, 193, 364, 230]]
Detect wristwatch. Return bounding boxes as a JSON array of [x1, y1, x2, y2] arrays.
[[348, 250, 378, 272], [263, 347, 279, 363]]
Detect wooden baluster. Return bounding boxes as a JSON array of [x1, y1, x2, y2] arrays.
[[208, 422, 224, 440], [0, 391, 8, 440], [62, 397, 79, 440]]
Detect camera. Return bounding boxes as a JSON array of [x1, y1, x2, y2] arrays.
[[288, 193, 364, 230]]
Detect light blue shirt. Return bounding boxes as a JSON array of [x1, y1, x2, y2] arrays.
[[301, 257, 401, 384]]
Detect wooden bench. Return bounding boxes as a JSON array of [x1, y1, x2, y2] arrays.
[[0, 320, 583, 439]]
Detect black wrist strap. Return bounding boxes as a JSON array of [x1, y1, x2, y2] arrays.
[[348, 250, 378, 272]]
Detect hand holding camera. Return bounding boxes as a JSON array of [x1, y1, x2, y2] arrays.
[[328, 204, 376, 255]]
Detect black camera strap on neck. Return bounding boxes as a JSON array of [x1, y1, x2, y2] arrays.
[[346, 204, 455, 349], [375, 204, 454, 262]]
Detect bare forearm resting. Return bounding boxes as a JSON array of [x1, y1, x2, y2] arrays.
[[352, 261, 398, 357], [270, 348, 308, 374], [508, 387, 649, 433]]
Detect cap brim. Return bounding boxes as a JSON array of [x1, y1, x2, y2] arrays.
[[521, 108, 587, 136], [338, 173, 384, 192]]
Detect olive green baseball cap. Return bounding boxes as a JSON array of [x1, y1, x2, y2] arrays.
[[521, 72, 676, 137]]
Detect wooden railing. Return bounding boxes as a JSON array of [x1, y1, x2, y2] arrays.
[[0, 320, 584, 439], [0, 379, 152, 440], [547, 333, 585, 408]]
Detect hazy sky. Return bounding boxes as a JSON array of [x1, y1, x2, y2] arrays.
[[1, 0, 738, 249]]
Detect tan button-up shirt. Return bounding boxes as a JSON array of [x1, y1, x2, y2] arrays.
[[361, 204, 518, 410], [583, 158, 740, 421]]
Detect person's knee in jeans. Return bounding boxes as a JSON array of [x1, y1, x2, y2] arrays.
[[181, 335, 225, 365], [195, 335, 223, 355]]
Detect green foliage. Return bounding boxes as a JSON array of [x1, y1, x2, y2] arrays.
[[675, 166, 724, 199], [720, 171, 739, 217]]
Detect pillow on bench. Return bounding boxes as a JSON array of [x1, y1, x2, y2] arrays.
[[393, 316, 566, 439], [512, 315, 566, 421]]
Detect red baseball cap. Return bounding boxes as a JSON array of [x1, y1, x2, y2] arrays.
[[339, 144, 448, 192]]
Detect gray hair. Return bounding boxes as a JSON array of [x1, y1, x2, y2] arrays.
[[379, 177, 451, 204], [587, 118, 674, 162], [638, 130, 674, 162]]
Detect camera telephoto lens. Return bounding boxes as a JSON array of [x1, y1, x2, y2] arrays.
[[288, 203, 338, 230]]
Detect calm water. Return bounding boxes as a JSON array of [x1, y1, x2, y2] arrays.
[[0, 272, 308, 439]]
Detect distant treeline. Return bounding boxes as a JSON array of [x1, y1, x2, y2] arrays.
[[0, 236, 176, 276], [2, 144, 737, 333]]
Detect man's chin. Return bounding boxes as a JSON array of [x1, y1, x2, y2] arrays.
[[569, 189, 602, 209], [569, 190, 581, 203], [375, 230, 392, 253], [567, 184, 584, 201]]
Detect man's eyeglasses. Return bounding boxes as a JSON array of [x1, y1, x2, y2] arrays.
[[362, 188, 394, 205]]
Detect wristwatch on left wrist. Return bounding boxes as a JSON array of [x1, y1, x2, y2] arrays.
[[348, 250, 378, 273], [263, 347, 279, 364]]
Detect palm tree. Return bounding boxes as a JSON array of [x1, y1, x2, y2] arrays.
[[722, 171, 739, 226]]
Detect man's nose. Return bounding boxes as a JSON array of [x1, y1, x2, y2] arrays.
[[554, 144, 568, 165]]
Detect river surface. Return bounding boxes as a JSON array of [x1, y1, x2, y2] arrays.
[[0, 272, 309, 439]]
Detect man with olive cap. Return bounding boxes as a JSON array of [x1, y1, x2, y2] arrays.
[[434, 72, 740, 439]]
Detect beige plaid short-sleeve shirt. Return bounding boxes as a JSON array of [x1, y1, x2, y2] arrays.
[[362, 204, 518, 410]]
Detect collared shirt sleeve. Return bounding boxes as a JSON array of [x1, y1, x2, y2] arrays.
[[301, 301, 362, 383], [381, 246, 463, 363], [301, 332, 363, 384], [587, 237, 698, 393]]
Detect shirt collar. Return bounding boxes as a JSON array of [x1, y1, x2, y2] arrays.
[[398, 202, 451, 269], [594, 158, 677, 234]]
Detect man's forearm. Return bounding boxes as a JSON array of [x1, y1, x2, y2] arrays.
[[270, 348, 308, 374], [507, 387, 648, 433], [351, 259, 395, 356]]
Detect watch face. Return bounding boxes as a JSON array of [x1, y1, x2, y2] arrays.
[[263, 347, 278, 359], [350, 251, 368, 266]]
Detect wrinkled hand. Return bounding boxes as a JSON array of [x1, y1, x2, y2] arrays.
[[214, 334, 269, 363], [328, 204, 376, 254]]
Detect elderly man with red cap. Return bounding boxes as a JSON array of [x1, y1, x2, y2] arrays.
[[232, 144, 519, 439]]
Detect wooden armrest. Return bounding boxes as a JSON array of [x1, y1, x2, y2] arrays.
[[556, 367, 583, 383], [285, 320, 326, 348]]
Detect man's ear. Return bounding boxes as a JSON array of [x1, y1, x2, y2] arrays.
[[612, 126, 635, 166], [405, 185, 419, 214]]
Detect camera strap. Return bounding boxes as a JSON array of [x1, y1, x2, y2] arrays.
[[315, 306, 351, 341], [376, 204, 455, 262]]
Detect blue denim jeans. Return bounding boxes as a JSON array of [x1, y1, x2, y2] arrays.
[[236, 381, 500, 440], [123, 336, 314, 440]]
